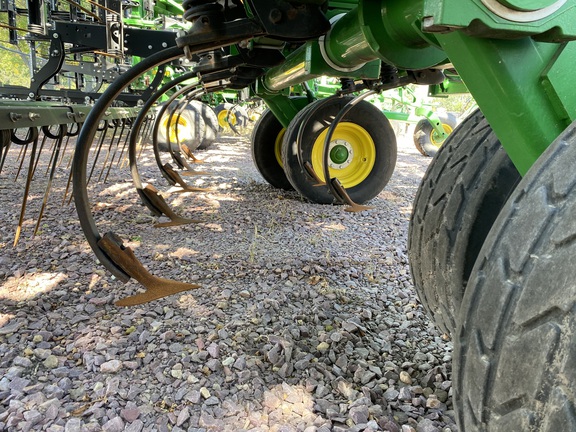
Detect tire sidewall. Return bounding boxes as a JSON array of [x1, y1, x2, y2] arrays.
[[283, 97, 397, 204]]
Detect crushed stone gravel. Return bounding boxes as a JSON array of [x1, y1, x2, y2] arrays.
[[0, 125, 456, 432]]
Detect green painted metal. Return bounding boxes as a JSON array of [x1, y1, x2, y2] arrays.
[[422, 0, 576, 41], [541, 42, 576, 121], [0, 102, 140, 130], [324, 0, 447, 69], [435, 31, 573, 175], [331, 145, 349, 164], [261, 40, 380, 92], [257, 93, 311, 129], [499, 0, 560, 11], [428, 75, 469, 97]]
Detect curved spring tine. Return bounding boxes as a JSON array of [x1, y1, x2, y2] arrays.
[[320, 90, 377, 210]]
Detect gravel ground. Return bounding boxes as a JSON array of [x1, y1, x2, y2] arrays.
[[0, 124, 455, 432]]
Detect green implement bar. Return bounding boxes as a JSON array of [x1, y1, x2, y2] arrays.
[[0, 102, 140, 130]]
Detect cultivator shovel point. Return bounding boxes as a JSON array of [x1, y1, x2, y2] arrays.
[[162, 163, 213, 192], [304, 162, 327, 187], [140, 184, 202, 228], [180, 144, 205, 164], [98, 232, 201, 306], [330, 178, 374, 213]]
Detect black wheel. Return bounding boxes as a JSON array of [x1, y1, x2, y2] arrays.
[[408, 109, 521, 335], [282, 97, 397, 204], [215, 103, 248, 131], [251, 109, 293, 190], [156, 101, 205, 152], [193, 101, 219, 150], [455, 121, 576, 431], [413, 112, 458, 157]]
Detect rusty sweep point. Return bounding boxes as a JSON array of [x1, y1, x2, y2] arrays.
[[164, 163, 213, 192], [181, 144, 204, 163], [304, 162, 326, 187], [141, 184, 202, 227], [330, 178, 373, 213], [98, 232, 201, 306]]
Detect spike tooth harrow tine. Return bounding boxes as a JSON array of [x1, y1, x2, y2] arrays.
[[31, 134, 49, 180], [34, 126, 67, 237], [15, 145, 29, 182], [87, 122, 110, 184], [64, 123, 82, 170], [44, 137, 60, 176], [116, 121, 133, 169], [103, 120, 128, 183], [97, 232, 201, 306], [0, 132, 12, 175], [136, 120, 149, 161], [98, 121, 122, 182], [14, 127, 40, 181], [62, 165, 74, 205], [14, 133, 40, 246], [57, 133, 72, 168]]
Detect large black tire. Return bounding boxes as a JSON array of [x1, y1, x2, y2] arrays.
[[455, 121, 576, 431], [251, 109, 293, 190], [193, 101, 219, 150], [282, 97, 397, 204], [156, 101, 205, 152], [413, 112, 458, 157], [408, 109, 521, 335]]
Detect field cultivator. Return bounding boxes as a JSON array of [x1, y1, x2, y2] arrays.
[[2, 0, 576, 429]]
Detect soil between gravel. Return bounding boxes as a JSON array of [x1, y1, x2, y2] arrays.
[[0, 126, 455, 432]]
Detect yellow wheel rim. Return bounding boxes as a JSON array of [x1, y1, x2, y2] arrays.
[[274, 128, 286, 168], [430, 123, 453, 147], [217, 109, 237, 128], [162, 115, 188, 143], [310, 122, 376, 188]]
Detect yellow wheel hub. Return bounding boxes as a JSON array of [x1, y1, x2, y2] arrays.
[[310, 122, 376, 188], [430, 123, 453, 147], [274, 128, 286, 168], [217, 109, 237, 128], [162, 115, 189, 143]]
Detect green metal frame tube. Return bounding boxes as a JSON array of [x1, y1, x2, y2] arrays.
[[263, 44, 314, 93], [436, 32, 572, 175], [323, 0, 446, 70], [260, 0, 447, 97]]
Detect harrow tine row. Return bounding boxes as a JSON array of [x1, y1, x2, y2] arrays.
[[33, 125, 67, 237], [14, 131, 40, 246]]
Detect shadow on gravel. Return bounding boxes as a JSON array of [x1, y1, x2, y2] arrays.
[[0, 133, 456, 432]]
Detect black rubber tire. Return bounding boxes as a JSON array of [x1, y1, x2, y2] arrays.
[[215, 103, 248, 131], [413, 112, 458, 157], [156, 101, 205, 152], [282, 97, 397, 204], [193, 101, 219, 150], [251, 109, 293, 190], [454, 121, 576, 432], [408, 109, 521, 335]]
